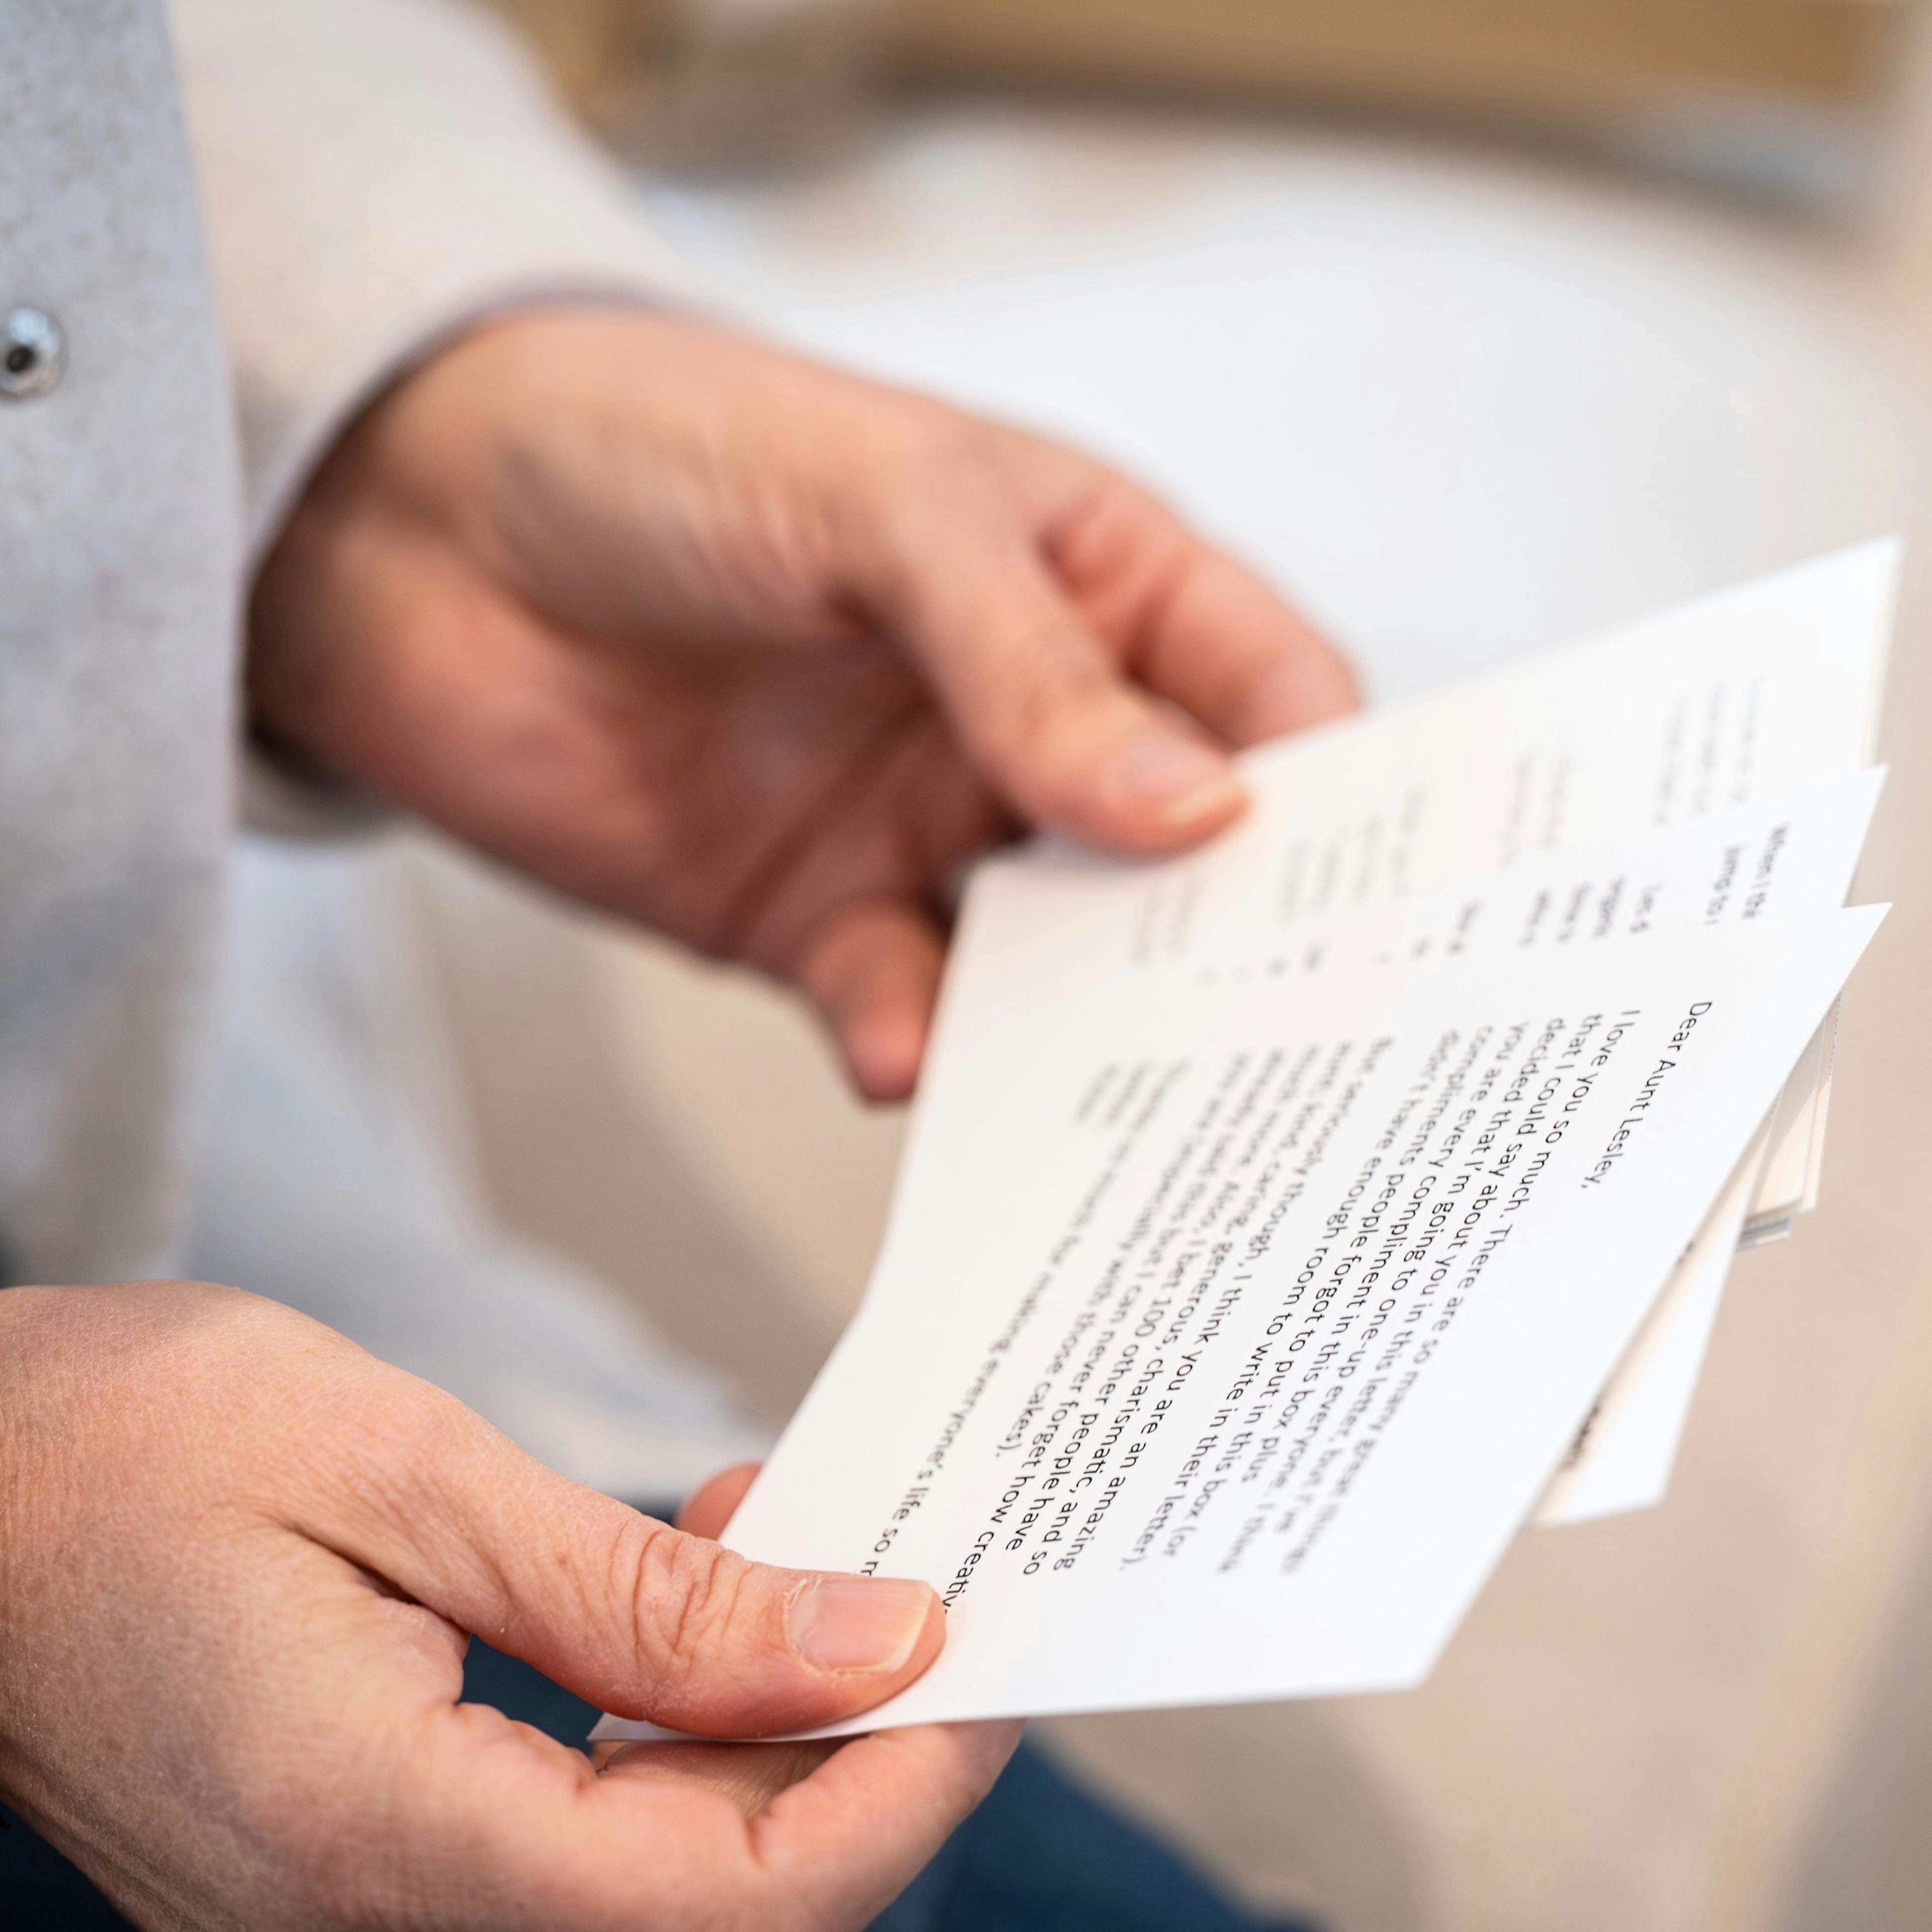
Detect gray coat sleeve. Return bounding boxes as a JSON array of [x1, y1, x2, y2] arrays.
[[167, 0, 716, 831], [172, 0, 709, 558]]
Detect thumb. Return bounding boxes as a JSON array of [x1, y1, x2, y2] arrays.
[[874, 520, 1248, 854], [306, 1379, 944, 1738]]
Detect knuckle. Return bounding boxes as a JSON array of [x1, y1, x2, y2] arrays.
[[302, 1374, 504, 1564], [327, 1367, 465, 1491], [857, 405, 1001, 556], [624, 1520, 761, 1692], [997, 649, 1139, 803], [887, 398, 985, 489]]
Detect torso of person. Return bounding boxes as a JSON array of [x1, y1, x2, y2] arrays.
[[1, 0, 240, 1284]]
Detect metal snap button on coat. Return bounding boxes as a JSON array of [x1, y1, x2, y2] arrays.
[[1, 308, 65, 400]]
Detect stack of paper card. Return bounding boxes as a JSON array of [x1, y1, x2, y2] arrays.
[[597, 541, 1896, 1739]]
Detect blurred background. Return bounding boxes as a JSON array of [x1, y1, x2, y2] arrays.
[[218, 3, 1932, 1927]]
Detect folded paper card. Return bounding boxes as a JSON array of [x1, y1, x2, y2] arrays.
[[600, 911, 1881, 1740], [595, 543, 1894, 1742]]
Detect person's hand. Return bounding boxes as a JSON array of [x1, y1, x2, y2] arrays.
[[0, 1282, 1019, 1929], [251, 309, 1357, 1100]]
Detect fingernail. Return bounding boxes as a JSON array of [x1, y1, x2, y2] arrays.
[[789, 1576, 933, 1675], [1110, 729, 1244, 828]]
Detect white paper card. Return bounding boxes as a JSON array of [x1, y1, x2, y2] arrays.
[[599, 908, 1881, 1739], [954, 775, 1882, 1527], [940, 541, 1895, 1039], [1533, 1120, 1769, 1526]]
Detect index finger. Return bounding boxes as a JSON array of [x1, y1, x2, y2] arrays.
[[377, 1690, 1019, 1930], [679, 1462, 763, 1541], [738, 1721, 1024, 1922]]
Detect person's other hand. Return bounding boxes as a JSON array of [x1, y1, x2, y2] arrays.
[[251, 310, 1357, 1100], [0, 1282, 1018, 1929]]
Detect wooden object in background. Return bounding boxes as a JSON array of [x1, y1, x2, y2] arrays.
[[488, 0, 668, 122], [487, 0, 1902, 134], [488, 0, 884, 158], [892, 0, 1899, 117]]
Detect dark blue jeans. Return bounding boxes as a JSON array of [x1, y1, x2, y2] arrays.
[[2, 1641, 1314, 1930]]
